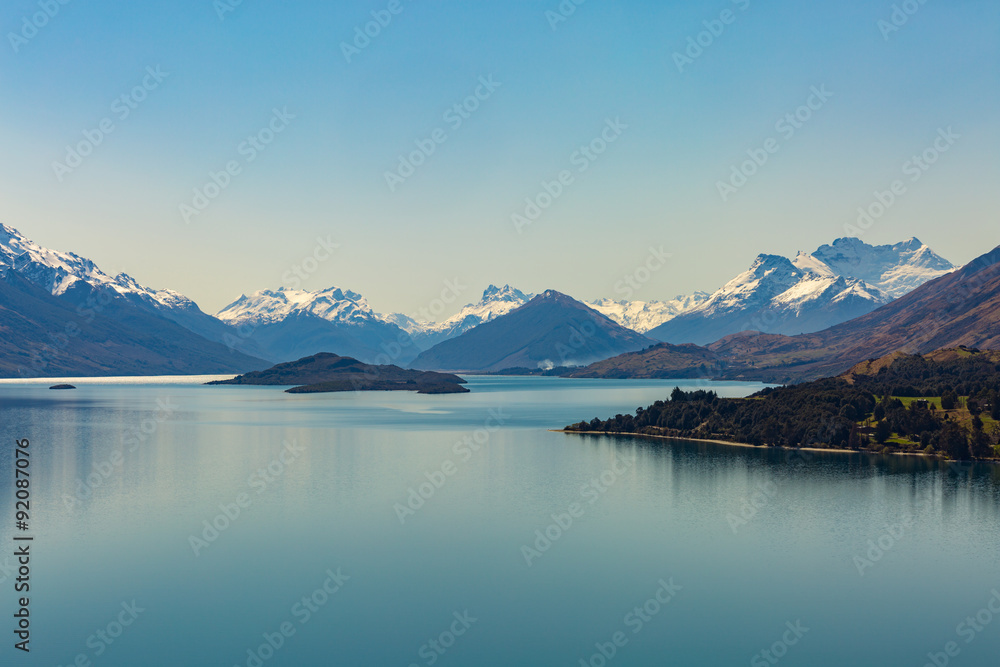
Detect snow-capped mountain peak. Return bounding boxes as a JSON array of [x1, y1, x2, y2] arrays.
[[384, 284, 533, 349], [809, 237, 954, 298], [0, 223, 197, 310], [647, 237, 953, 344], [216, 286, 381, 327], [586, 292, 710, 333]]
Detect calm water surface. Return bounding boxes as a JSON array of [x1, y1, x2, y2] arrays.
[[1, 376, 998, 666]]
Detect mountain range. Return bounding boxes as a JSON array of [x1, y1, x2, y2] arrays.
[[1, 224, 985, 381], [646, 238, 954, 344], [410, 290, 657, 372], [573, 243, 1000, 383], [0, 224, 267, 377]]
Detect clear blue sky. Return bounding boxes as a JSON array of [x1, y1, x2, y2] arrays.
[[1, 0, 997, 317]]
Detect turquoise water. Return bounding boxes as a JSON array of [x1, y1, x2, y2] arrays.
[[1, 376, 999, 667]]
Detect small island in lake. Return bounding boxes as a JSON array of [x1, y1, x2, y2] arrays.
[[49, 384, 77, 390], [208, 352, 469, 395], [564, 348, 1000, 461]]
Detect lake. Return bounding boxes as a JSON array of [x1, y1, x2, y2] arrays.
[[1, 376, 999, 667]]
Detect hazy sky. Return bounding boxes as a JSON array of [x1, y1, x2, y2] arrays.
[[1, 0, 997, 318]]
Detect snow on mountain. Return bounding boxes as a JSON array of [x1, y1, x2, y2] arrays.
[[0, 223, 193, 309], [586, 293, 710, 333], [807, 237, 955, 298], [387, 285, 532, 350], [647, 238, 952, 345], [216, 287, 384, 327]]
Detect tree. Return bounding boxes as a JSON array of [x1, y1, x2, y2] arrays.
[[937, 421, 970, 460], [941, 390, 958, 411], [874, 420, 891, 445]]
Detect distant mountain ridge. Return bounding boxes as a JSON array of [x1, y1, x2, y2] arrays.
[[570, 243, 1000, 383], [0, 225, 267, 378], [411, 290, 657, 372], [385, 284, 532, 350], [586, 293, 710, 333], [216, 286, 419, 366], [648, 237, 953, 344]]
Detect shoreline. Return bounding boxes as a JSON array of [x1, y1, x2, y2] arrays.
[[552, 429, 862, 455], [552, 429, 999, 463]]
